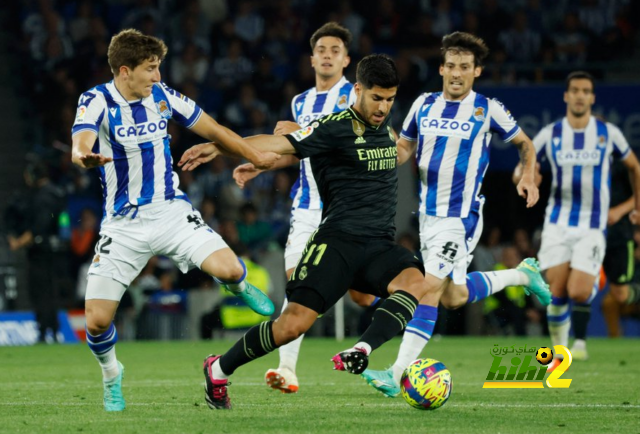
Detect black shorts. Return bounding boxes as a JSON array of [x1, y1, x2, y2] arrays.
[[603, 240, 635, 285], [285, 229, 424, 314]]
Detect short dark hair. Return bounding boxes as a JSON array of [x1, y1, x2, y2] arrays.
[[309, 22, 352, 52], [565, 71, 596, 92], [108, 29, 168, 75], [441, 32, 489, 67], [356, 54, 399, 89]]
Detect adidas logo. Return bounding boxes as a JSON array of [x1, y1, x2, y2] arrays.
[[355, 136, 366, 144]]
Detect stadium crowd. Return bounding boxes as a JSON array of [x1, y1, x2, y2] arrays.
[[4, 0, 640, 340]]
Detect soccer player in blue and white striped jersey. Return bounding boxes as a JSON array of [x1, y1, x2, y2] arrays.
[[71, 29, 279, 411], [363, 32, 551, 397], [520, 72, 640, 368]]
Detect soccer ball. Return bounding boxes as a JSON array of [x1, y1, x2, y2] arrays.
[[536, 347, 553, 365], [400, 358, 452, 410]]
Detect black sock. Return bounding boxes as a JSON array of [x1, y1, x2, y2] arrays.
[[626, 283, 640, 305], [359, 290, 417, 352], [572, 304, 591, 341], [219, 321, 277, 375]]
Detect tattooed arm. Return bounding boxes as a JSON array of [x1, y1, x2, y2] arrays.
[[510, 130, 540, 208]]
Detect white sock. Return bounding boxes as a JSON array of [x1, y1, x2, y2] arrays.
[[548, 300, 570, 353], [224, 280, 247, 294], [572, 338, 586, 350], [483, 269, 530, 289], [277, 298, 303, 373], [391, 332, 427, 384], [212, 359, 229, 380], [279, 335, 303, 372], [95, 347, 120, 381], [354, 342, 372, 356]]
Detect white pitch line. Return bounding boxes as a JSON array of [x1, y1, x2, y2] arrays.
[[0, 402, 637, 409]]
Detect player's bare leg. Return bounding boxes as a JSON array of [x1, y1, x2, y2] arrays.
[[201, 247, 274, 316]]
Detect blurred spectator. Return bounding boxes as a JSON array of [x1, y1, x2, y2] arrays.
[[223, 83, 269, 132], [70, 208, 99, 296], [431, 0, 461, 38], [236, 202, 272, 252], [209, 38, 253, 91], [200, 197, 220, 233], [233, 1, 265, 45], [553, 12, 589, 64], [6, 160, 66, 343], [365, 0, 402, 51], [498, 10, 541, 63], [264, 171, 293, 247], [122, 0, 163, 38], [170, 42, 209, 86]]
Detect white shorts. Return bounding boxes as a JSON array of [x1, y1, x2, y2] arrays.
[[419, 202, 484, 285], [538, 223, 606, 276], [284, 207, 322, 270], [87, 198, 228, 291]]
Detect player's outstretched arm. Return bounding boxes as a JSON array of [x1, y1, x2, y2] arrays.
[[510, 130, 539, 208], [190, 113, 280, 170], [233, 154, 301, 189], [71, 130, 113, 169], [621, 151, 640, 224], [397, 137, 418, 165]]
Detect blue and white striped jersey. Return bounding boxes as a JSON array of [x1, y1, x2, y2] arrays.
[[534, 116, 630, 230], [401, 91, 521, 218], [289, 76, 356, 209], [72, 81, 203, 218]]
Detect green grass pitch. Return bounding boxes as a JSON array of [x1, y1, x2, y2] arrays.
[[1, 337, 639, 434]]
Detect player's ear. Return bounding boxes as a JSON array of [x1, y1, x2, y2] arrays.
[[354, 82, 361, 97], [343, 55, 351, 69], [119, 65, 130, 78], [310, 54, 315, 69], [474, 66, 482, 78], [439, 64, 444, 77]]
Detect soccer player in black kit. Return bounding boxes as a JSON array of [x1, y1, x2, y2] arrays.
[[179, 54, 430, 410]]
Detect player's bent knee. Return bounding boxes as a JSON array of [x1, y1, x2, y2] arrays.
[[273, 321, 307, 345], [567, 288, 591, 304], [85, 311, 113, 335], [349, 290, 374, 307], [609, 284, 628, 304]]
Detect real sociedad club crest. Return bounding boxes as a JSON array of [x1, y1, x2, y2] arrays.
[[598, 135, 606, 148], [156, 100, 171, 119], [473, 106, 485, 122], [337, 94, 349, 110]]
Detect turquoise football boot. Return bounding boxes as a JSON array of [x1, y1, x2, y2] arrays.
[[223, 281, 275, 316], [361, 368, 400, 398], [517, 258, 552, 306], [103, 362, 125, 411]]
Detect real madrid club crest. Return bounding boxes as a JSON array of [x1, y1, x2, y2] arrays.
[[299, 266, 308, 280], [352, 120, 366, 144], [473, 106, 486, 122], [156, 100, 171, 119]]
